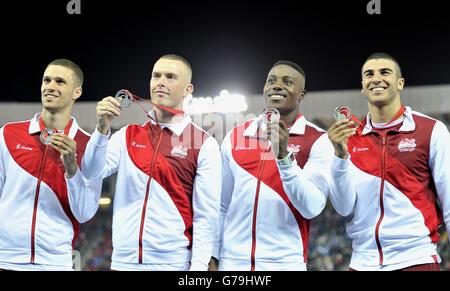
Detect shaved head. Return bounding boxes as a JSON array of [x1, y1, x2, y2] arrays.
[[159, 54, 192, 83]]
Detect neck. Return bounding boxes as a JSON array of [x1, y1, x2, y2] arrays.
[[154, 108, 184, 124], [368, 98, 402, 123], [280, 108, 300, 128], [41, 108, 72, 130]]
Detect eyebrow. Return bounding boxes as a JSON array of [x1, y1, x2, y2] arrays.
[[153, 71, 178, 76], [363, 68, 394, 75], [267, 74, 295, 79], [43, 76, 67, 83]]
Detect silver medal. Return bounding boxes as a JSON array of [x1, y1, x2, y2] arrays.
[[263, 107, 280, 124], [39, 129, 63, 145], [333, 106, 352, 121], [115, 89, 133, 108]]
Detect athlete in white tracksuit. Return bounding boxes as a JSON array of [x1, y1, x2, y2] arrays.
[[81, 55, 221, 271], [0, 60, 101, 271], [213, 61, 333, 271], [328, 53, 450, 271]]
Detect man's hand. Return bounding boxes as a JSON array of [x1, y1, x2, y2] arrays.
[[208, 257, 219, 271], [96, 96, 121, 135], [267, 119, 289, 159], [327, 119, 357, 159], [50, 134, 78, 179]]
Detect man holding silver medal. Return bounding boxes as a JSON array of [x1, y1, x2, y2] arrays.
[[328, 52, 450, 271], [0, 59, 102, 270], [81, 54, 221, 271], [212, 61, 334, 270]]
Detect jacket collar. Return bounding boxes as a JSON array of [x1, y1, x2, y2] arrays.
[[147, 110, 192, 136], [361, 106, 415, 135], [29, 113, 79, 139]]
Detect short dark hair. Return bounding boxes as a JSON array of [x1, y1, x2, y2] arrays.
[[364, 52, 402, 77], [272, 60, 306, 80], [47, 59, 84, 86], [159, 54, 192, 81]]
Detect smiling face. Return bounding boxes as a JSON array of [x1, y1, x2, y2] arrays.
[[40, 65, 81, 113], [149, 58, 193, 110], [263, 64, 306, 115], [361, 58, 404, 108]]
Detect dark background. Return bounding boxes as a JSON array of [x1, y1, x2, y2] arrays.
[[1, 0, 449, 102]]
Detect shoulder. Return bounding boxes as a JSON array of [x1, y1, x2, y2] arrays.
[[2, 119, 31, 131], [303, 118, 328, 145], [411, 111, 439, 127], [304, 118, 327, 135]]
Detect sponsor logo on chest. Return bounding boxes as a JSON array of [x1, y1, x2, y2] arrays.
[[131, 141, 146, 148], [16, 144, 33, 151], [352, 146, 370, 153]]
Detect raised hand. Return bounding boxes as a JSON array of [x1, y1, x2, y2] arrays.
[[327, 119, 357, 159], [267, 119, 289, 159], [96, 96, 121, 135]]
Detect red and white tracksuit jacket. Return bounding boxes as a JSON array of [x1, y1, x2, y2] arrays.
[[82, 114, 221, 271], [0, 114, 102, 270], [214, 114, 334, 271], [330, 106, 450, 270]]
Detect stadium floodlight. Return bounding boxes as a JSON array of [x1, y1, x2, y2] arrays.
[[99, 197, 112, 206]]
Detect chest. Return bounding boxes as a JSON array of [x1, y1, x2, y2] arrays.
[[348, 132, 430, 177], [126, 128, 199, 178]]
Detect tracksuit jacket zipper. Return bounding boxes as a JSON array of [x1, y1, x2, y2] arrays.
[[138, 130, 164, 263], [375, 136, 387, 265], [30, 146, 49, 263], [250, 147, 269, 271]]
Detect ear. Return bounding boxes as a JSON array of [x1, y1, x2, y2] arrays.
[[397, 78, 405, 91], [298, 89, 306, 102], [183, 83, 194, 98], [73, 86, 82, 101]]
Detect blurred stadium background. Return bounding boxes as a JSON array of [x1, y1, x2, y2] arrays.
[[2, 84, 449, 270]]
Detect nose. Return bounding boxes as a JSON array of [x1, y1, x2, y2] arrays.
[[272, 80, 284, 90], [43, 82, 56, 92], [156, 76, 168, 88], [371, 72, 383, 84]]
